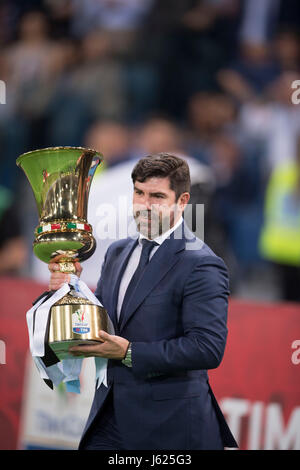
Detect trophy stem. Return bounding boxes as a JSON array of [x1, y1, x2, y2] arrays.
[[50, 250, 78, 274], [58, 261, 77, 274]]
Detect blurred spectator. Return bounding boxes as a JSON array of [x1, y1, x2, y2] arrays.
[[44, 0, 74, 38], [0, 1, 47, 45], [84, 120, 133, 167], [240, 71, 300, 172], [239, 0, 281, 45], [259, 134, 300, 302], [65, 0, 160, 119], [71, 30, 125, 118], [141, 0, 241, 118], [218, 0, 300, 107], [69, 0, 154, 33], [2, 10, 62, 114], [45, 30, 126, 145], [70, 30, 126, 118], [135, 116, 185, 156], [0, 185, 27, 275], [217, 40, 281, 104], [185, 92, 237, 161], [273, 28, 300, 72], [0, 11, 78, 187], [239, 0, 300, 45], [187, 92, 237, 140], [205, 132, 264, 288]]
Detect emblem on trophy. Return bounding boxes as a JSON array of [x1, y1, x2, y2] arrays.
[[17, 146, 108, 361]]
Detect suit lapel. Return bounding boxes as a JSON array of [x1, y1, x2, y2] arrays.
[[109, 237, 138, 331], [119, 223, 191, 332]]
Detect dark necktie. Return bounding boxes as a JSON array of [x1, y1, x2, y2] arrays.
[[118, 239, 158, 326]]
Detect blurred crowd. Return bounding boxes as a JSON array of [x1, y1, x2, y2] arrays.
[[0, 0, 300, 302]]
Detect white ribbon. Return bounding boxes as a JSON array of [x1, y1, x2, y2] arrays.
[[33, 357, 65, 387], [26, 276, 113, 393], [26, 294, 48, 355], [32, 283, 70, 357], [69, 275, 115, 389]]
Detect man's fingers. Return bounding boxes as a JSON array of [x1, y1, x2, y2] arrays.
[[98, 330, 111, 342], [48, 269, 70, 291], [48, 263, 61, 272], [48, 261, 82, 277], [69, 342, 105, 357], [74, 261, 83, 275], [69, 347, 93, 355]]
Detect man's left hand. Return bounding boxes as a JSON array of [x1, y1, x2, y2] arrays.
[[69, 330, 129, 360]]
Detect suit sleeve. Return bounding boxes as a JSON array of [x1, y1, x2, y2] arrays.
[[131, 256, 230, 379]]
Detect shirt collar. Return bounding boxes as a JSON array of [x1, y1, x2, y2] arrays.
[[138, 216, 183, 246]]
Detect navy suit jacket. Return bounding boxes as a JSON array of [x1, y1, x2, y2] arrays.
[[79, 222, 237, 449]]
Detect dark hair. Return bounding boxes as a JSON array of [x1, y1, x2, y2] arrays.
[[131, 153, 191, 200]]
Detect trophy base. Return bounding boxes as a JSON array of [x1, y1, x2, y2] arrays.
[[48, 293, 108, 361], [49, 339, 102, 360]]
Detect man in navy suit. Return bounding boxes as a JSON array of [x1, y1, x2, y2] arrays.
[[49, 153, 237, 450]]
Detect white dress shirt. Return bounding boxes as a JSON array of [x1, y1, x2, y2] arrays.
[[116, 216, 183, 320]]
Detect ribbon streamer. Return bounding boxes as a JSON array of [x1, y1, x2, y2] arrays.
[[25, 276, 112, 393], [70, 275, 116, 389], [32, 283, 70, 357]]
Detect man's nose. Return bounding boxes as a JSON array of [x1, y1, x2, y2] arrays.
[[145, 198, 152, 211], [138, 196, 152, 211]]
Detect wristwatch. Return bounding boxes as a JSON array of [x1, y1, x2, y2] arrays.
[[122, 342, 132, 368]]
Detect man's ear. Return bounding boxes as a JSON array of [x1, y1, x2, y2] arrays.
[[178, 192, 190, 210]]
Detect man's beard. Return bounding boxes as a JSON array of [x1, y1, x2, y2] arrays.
[[133, 208, 175, 239]]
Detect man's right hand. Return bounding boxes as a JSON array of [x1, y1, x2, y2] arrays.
[[48, 262, 82, 291]]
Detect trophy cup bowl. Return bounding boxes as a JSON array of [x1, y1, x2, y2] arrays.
[[17, 146, 108, 360]]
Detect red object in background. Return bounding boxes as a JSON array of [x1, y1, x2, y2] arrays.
[[209, 298, 300, 450], [0, 278, 299, 450], [0, 278, 47, 450]]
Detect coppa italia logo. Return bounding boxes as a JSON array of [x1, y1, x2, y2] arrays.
[[72, 309, 90, 335]]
